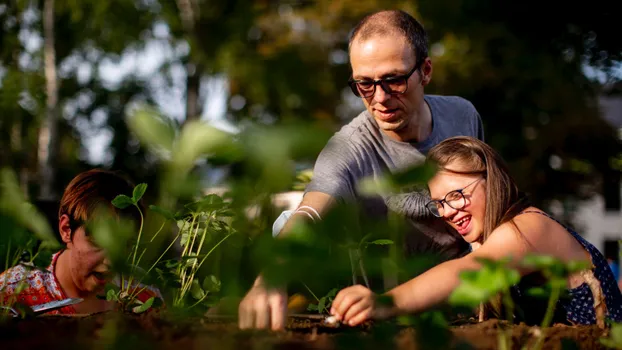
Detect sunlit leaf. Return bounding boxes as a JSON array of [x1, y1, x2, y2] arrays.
[[368, 239, 394, 246], [0, 169, 60, 250], [190, 279, 206, 300], [149, 205, 175, 220], [132, 183, 148, 202], [202, 275, 221, 293], [132, 296, 155, 314], [111, 195, 134, 209]]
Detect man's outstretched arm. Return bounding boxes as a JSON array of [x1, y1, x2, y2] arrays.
[[238, 191, 335, 330]]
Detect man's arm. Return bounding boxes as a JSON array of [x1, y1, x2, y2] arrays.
[[278, 192, 336, 235], [238, 191, 336, 331]]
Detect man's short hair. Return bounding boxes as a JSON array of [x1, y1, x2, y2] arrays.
[[349, 10, 429, 67], [58, 169, 143, 238]]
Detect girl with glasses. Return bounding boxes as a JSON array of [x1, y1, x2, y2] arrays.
[[330, 136, 622, 327]]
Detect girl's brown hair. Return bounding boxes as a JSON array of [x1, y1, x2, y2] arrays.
[[58, 169, 143, 238], [427, 136, 530, 243]]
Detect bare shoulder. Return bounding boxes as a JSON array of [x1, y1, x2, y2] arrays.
[[487, 207, 564, 249], [477, 208, 555, 260]]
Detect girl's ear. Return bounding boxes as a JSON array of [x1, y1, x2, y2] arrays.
[[59, 214, 72, 244]]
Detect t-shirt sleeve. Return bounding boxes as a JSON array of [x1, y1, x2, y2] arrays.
[[304, 136, 357, 203]]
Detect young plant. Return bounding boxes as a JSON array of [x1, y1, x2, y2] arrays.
[[306, 287, 338, 314], [171, 194, 234, 309], [449, 256, 520, 350], [520, 254, 592, 350], [97, 183, 180, 313]]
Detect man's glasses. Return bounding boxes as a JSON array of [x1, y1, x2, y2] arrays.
[[425, 178, 483, 218], [348, 61, 421, 98]]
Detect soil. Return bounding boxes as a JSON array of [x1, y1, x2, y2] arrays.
[[0, 311, 611, 350]]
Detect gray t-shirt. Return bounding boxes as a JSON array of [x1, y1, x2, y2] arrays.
[[305, 95, 485, 259]]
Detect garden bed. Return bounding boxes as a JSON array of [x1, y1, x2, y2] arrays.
[[0, 311, 609, 350]]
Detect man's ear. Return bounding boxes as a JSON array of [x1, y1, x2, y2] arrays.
[[58, 214, 73, 244], [421, 57, 433, 86]]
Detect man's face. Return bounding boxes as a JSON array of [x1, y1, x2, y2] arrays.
[[349, 34, 431, 141], [65, 226, 111, 294]]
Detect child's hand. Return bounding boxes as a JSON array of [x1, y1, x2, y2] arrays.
[[330, 284, 379, 326]]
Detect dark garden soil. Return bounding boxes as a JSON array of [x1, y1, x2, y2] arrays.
[[0, 311, 610, 350]]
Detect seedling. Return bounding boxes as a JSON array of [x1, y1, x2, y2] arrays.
[[521, 254, 592, 350], [449, 256, 519, 350], [98, 183, 181, 312], [306, 287, 338, 314], [170, 194, 234, 309]]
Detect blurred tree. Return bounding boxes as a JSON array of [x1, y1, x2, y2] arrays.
[[1, 0, 621, 222]]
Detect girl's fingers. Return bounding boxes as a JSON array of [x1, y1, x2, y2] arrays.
[[342, 297, 372, 325], [347, 308, 372, 326], [331, 288, 364, 320]]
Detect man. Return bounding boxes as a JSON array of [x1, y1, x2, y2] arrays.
[[0, 169, 160, 314], [238, 9, 485, 330]]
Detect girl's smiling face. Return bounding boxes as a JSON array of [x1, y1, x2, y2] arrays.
[[428, 161, 487, 244]]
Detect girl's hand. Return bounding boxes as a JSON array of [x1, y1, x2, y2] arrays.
[[330, 285, 392, 326]]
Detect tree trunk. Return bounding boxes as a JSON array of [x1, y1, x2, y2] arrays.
[[38, 0, 59, 200], [176, 0, 203, 123], [185, 62, 202, 121]]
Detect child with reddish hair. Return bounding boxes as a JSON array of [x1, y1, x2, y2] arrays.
[[0, 169, 160, 314]]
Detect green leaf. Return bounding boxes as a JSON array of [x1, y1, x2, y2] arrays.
[[566, 260, 591, 273], [132, 183, 148, 202], [202, 275, 221, 293], [132, 297, 155, 314], [368, 239, 394, 246], [307, 304, 318, 311], [318, 297, 326, 314], [190, 279, 206, 300], [106, 289, 118, 302], [149, 205, 175, 220], [449, 282, 490, 307], [111, 195, 134, 209], [526, 287, 549, 299]]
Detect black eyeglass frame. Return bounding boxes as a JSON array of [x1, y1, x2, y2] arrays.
[[425, 177, 483, 218], [348, 60, 423, 98]]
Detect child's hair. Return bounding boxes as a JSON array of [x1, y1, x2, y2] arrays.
[[427, 136, 530, 243], [58, 169, 143, 239]]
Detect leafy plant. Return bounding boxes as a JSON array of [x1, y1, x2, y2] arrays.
[[520, 254, 591, 350], [95, 183, 181, 313], [306, 287, 338, 314], [449, 256, 519, 350], [170, 194, 234, 309]]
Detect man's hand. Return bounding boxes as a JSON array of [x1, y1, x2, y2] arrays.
[[330, 284, 392, 326], [238, 277, 287, 330]]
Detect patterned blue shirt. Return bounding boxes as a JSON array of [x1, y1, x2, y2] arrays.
[[511, 211, 622, 325]]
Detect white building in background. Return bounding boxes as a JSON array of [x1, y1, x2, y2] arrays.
[[574, 94, 622, 259]]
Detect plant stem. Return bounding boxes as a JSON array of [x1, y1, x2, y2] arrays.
[[501, 289, 515, 350], [127, 204, 145, 290], [188, 292, 210, 309], [348, 248, 357, 285], [532, 282, 561, 350], [178, 214, 198, 290], [131, 204, 145, 268], [136, 221, 167, 265], [302, 282, 321, 302], [180, 220, 209, 301], [129, 229, 183, 301]]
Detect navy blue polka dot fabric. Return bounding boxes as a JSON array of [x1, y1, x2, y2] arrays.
[[514, 211, 622, 325]]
